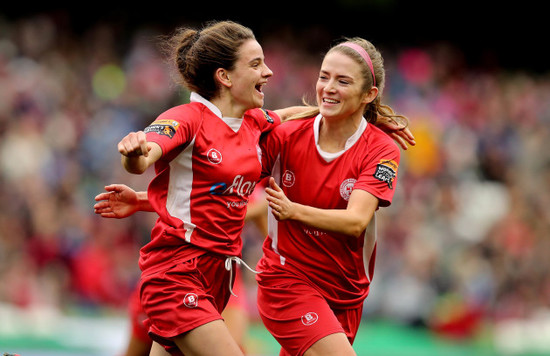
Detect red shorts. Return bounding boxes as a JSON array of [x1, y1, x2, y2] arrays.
[[256, 269, 362, 356], [140, 253, 234, 356]]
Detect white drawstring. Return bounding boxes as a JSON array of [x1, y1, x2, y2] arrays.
[[225, 256, 261, 297]]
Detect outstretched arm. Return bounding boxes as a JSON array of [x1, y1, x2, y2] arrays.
[[273, 106, 311, 121], [265, 177, 378, 238], [94, 184, 153, 219]]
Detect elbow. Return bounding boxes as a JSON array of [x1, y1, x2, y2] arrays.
[[127, 167, 146, 175], [123, 162, 145, 175], [347, 222, 368, 238]]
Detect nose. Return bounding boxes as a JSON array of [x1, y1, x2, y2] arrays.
[[263, 63, 273, 78], [323, 79, 337, 93]]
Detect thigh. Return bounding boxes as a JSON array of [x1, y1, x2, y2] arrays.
[[173, 319, 243, 356], [257, 276, 344, 356], [149, 341, 172, 356], [303, 332, 356, 356]]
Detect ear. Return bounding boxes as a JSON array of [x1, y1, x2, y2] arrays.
[[215, 68, 232, 88], [362, 86, 379, 105]]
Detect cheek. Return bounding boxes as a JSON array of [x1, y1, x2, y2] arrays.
[[315, 83, 324, 97]]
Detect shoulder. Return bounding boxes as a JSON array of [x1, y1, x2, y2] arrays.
[[145, 103, 206, 140], [274, 115, 315, 136], [364, 123, 400, 154], [156, 102, 204, 122], [245, 108, 281, 133]]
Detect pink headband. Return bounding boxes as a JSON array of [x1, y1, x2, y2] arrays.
[[338, 42, 376, 86]]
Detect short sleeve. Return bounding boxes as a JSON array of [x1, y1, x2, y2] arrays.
[[144, 105, 200, 157], [354, 140, 401, 207]]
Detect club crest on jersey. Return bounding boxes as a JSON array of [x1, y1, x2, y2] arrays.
[[260, 109, 274, 123], [373, 159, 398, 189], [144, 119, 179, 138], [207, 148, 223, 164], [183, 293, 198, 308], [340, 178, 356, 201], [282, 170, 295, 187], [301, 312, 319, 326]]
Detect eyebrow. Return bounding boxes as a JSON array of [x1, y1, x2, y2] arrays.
[[248, 57, 263, 64], [320, 70, 354, 80]]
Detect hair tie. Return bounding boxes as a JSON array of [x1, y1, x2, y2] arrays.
[[338, 42, 376, 86]]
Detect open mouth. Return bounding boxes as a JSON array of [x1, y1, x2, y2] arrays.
[[323, 98, 339, 104], [255, 82, 266, 94]]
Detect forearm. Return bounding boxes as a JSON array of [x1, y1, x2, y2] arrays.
[[135, 191, 155, 212], [290, 203, 371, 238], [268, 178, 379, 238], [121, 156, 150, 174], [273, 106, 310, 121]]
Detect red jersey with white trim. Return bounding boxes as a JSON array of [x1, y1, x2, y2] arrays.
[[138, 94, 279, 274], [257, 114, 400, 308]]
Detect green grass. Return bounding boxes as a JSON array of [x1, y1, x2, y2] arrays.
[[1, 317, 549, 356]]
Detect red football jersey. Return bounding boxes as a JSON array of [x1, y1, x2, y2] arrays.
[[139, 93, 279, 274], [258, 114, 400, 308]]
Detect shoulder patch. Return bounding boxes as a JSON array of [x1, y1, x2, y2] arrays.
[[144, 119, 180, 138], [260, 109, 274, 123], [373, 159, 398, 189]]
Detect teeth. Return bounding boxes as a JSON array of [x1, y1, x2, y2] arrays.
[[323, 98, 339, 104]]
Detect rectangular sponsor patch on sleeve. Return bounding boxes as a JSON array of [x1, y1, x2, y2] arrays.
[[373, 159, 398, 189], [144, 119, 180, 138], [259, 109, 274, 123]]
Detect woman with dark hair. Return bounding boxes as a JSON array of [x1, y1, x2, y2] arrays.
[[116, 20, 301, 356]]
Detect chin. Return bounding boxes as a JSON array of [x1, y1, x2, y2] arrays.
[[254, 98, 264, 108], [319, 107, 336, 118]]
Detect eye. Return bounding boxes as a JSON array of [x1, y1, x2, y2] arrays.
[[250, 60, 261, 68]]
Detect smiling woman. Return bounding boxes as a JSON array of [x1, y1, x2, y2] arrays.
[[255, 37, 410, 356], [114, 20, 284, 356], [217, 39, 272, 117]]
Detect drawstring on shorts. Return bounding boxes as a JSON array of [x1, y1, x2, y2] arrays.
[[224, 256, 261, 297]]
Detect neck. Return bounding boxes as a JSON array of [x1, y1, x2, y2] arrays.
[[318, 114, 363, 153], [210, 93, 248, 118]]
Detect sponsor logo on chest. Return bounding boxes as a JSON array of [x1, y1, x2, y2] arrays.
[[282, 170, 295, 187], [207, 148, 222, 164], [205, 145, 257, 198], [210, 175, 257, 197]]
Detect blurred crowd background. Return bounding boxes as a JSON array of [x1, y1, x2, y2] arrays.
[[0, 2, 549, 355]]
